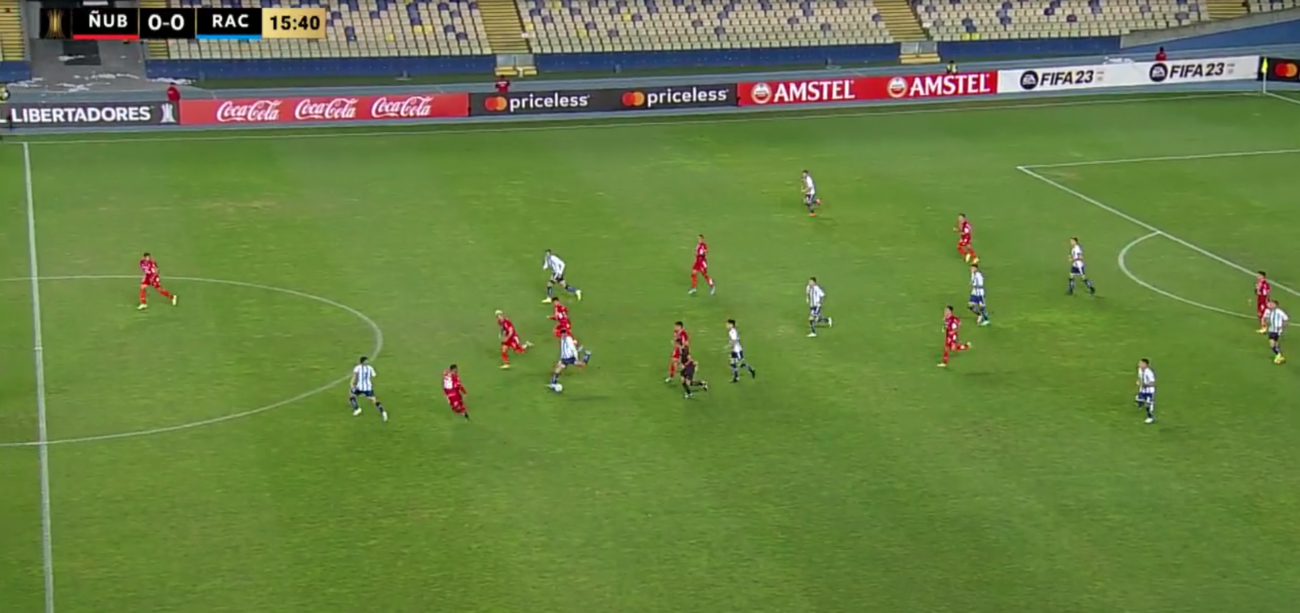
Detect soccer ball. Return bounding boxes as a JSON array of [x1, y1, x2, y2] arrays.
[[550, 383, 564, 393]]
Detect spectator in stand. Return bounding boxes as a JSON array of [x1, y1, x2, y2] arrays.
[[495, 76, 511, 93], [1155, 47, 1167, 62], [0, 83, 10, 135], [166, 83, 181, 104]]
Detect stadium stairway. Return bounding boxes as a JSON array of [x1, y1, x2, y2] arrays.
[[1206, 0, 1247, 19], [0, 0, 25, 61], [478, 0, 528, 54], [138, 0, 170, 58], [876, 0, 928, 42]]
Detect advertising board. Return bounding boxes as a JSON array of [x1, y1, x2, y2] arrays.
[[7, 101, 180, 128], [1258, 57, 1300, 83], [737, 72, 998, 107], [998, 55, 1260, 94], [469, 84, 737, 116], [180, 93, 469, 125]]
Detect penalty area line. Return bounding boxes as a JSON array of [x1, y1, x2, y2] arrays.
[[1016, 165, 1300, 299], [1021, 148, 1300, 170], [1117, 232, 1252, 320]]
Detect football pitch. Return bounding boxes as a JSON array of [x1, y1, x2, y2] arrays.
[[3, 91, 1300, 613]]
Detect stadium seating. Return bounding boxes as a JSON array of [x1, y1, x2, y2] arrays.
[[165, 0, 491, 59], [1248, 0, 1300, 11], [518, 0, 893, 54], [0, 0, 25, 61], [916, 0, 1204, 41]]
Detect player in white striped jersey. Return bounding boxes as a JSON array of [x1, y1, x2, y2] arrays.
[[542, 249, 583, 304], [549, 333, 582, 392], [348, 356, 388, 421], [1135, 359, 1156, 424], [1068, 237, 1096, 296], [806, 277, 833, 337], [968, 264, 989, 326], [725, 319, 757, 382], [1263, 300, 1288, 364], [801, 170, 821, 217]]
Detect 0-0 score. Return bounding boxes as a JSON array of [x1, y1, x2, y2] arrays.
[[147, 11, 187, 34]]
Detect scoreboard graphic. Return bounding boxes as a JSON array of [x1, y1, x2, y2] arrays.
[[40, 7, 327, 40]]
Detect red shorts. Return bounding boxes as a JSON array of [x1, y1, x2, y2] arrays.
[[444, 393, 465, 413], [958, 238, 971, 248], [554, 324, 571, 338], [503, 336, 525, 351], [1258, 299, 1269, 318], [141, 275, 160, 287], [692, 260, 707, 273], [945, 337, 962, 349], [671, 348, 681, 360]]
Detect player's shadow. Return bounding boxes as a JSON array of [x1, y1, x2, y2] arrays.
[[564, 394, 614, 403]]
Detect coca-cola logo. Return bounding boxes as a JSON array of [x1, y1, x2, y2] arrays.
[[215, 99, 283, 123], [371, 96, 435, 119], [185, 93, 470, 125], [295, 98, 359, 121]]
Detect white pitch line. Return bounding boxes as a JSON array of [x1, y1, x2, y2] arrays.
[[1265, 91, 1300, 107], [1022, 148, 1300, 169], [1017, 165, 1300, 298], [22, 143, 56, 613], [0, 275, 384, 448], [1117, 232, 1253, 319], [16, 91, 1249, 146]]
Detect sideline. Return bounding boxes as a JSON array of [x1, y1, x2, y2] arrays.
[[0, 275, 385, 448], [12, 91, 1253, 146], [21, 141, 57, 613]]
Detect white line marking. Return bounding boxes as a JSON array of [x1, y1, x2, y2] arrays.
[[1117, 232, 1253, 319], [22, 143, 56, 613], [1265, 91, 1300, 107], [0, 275, 383, 448], [17, 92, 1249, 146], [1022, 148, 1300, 169], [1016, 165, 1300, 298]]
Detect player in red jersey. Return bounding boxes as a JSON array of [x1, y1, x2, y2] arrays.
[[548, 298, 591, 366], [495, 310, 533, 369], [938, 306, 971, 367], [549, 298, 572, 338], [666, 321, 691, 382], [689, 234, 715, 295], [442, 364, 469, 419], [1256, 271, 1272, 334], [137, 252, 177, 310], [954, 214, 978, 264]]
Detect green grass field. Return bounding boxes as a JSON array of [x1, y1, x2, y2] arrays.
[[3, 91, 1300, 613]]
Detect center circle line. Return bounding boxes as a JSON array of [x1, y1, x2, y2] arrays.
[[0, 275, 383, 447]]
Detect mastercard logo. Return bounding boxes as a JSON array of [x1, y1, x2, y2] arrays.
[[622, 91, 646, 107], [1274, 61, 1299, 79], [483, 96, 508, 112]]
